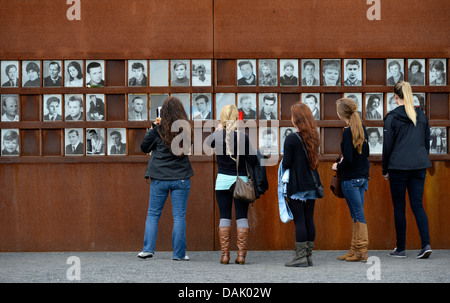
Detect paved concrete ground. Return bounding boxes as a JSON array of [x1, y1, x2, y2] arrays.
[[1, 249, 448, 283]]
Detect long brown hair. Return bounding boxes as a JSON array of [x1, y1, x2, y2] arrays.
[[336, 98, 365, 154], [157, 96, 191, 156], [291, 102, 320, 170]]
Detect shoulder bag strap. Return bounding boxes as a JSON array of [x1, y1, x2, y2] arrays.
[[295, 132, 320, 186]]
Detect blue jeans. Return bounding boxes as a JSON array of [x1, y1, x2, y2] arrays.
[[389, 169, 430, 250], [143, 178, 191, 259], [341, 178, 368, 224]]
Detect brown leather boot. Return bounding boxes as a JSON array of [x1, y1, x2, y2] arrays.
[[218, 226, 231, 264], [337, 222, 357, 260], [235, 227, 249, 265], [346, 222, 369, 262]]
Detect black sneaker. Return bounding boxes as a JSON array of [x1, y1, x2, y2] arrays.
[[416, 245, 432, 259], [388, 248, 406, 258]]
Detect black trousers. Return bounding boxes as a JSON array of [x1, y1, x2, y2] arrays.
[[215, 190, 249, 220], [287, 198, 316, 242]]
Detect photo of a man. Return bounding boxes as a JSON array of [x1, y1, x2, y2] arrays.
[[65, 129, 84, 155], [237, 60, 256, 86], [86, 61, 105, 87], [43, 61, 62, 87], [43, 95, 62, 121], [1, 61, 19, 87]]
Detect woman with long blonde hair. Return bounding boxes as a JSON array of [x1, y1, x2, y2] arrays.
[[332, 98, 370, 262], [206, 104, 257, 265], [283, 102, 321, 267], [383, 81, 432, 259]]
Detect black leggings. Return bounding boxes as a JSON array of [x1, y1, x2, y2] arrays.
[[287, 198, 316, 242], [215, 190, 249, 220]]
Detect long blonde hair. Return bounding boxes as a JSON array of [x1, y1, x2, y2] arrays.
[[394, 81, 417, 126], [219, 104, 239, 160], [336, 98, 365, 154]]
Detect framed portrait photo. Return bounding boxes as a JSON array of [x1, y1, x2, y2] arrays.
[[192, 93, 212, 120], [64, 60, 84, 87], [259, 127, 278, 155], [386, 93, 398, 114], [65, 128, 84, 156], [322, 59, 341, 86], [386, 59, 404, 86], [64, 94, 84, 121], [429, 59, 447, 86], [237, 59, 256, 86], [128, 60, 148, 87], [258, 59, 277, 86], [367, 127, 383, 155], [413, 93, 426, 114], [86, 94, 105, 121], [22, 60, 41, 87], [430, 127, 447, 154], [407, 59, 425, 86], [86, 60, 105, 87], [192, 59, 212, 86], [43, 94, 63, 122], [1, 129, 19, 156], [107, 128, 127, 155], [127, 94, 148, 121], [301, 59, 319, 86], [280, 59, 299, 86], [43, 60, 63, 87], [343, 59, 362, 86], [1, 60, 19, 87], [237, 93, 257, 120], [258, 93, 278, 120], [302, 93, 320, 120], [1, 94, 19, 122], [171, 60, 190, 86], [86, 128, 106, 155], [365, 93, 383, 120]]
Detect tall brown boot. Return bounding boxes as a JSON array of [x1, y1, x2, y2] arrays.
[[218, 226, 231, 264], [337, 222, 357, 260], [235, 227, 249, 265], [346, 221, 369, 262]]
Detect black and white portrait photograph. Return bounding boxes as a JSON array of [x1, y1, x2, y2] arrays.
[[322, 59, 341, 86], [280, 127, 295, 154], [215, 93, 235, 119], [192, 93, 212, 120], [344, 93, 362, 118], [429, 59, 446, 86], [407, 59, 425, 86], [413, 93, 426, 114], [259, 127, 278, 155], [149, 60, 169, 87], [258, 93, 277, 120], [107, 128, 127, 155], [258, 59, 277, 86], [149, 94, 169, 120], [367, 127, 383, 155], [43, 94, 63, 122], [302, 93, 320, 120], [128, 94, 147, 121], [86, 94, 105, 121], [386, 93, 398, 114], [171, 94, 191, 120], [1, 94, 19, 122], [301, 59, 320, 86], [365, 93, 383, 120], [386, 59, 404, 86], [22, 60, 41, 87], [237, 59, 256, 86], [171, 60, 190, 86], [65, 128, 84, 156], [237, 93, 257, 120], [43, 60, 63, 87], [344, 59, 362, 86], [64, 94, 84, 121], [86, 128, 105, 155], [280, 59, 298, 86], [1, 129, 19, 156], [430, 127, 447, 154], [86, 60, 105, 87], [64, 60, 84, 87], [128, 60, 148, 87], [1, 61, 19, 87], [192, 60, 211, 86]]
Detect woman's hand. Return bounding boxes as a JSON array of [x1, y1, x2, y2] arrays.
[[332, 163, 338, 171], [383, 173, 389, 181]]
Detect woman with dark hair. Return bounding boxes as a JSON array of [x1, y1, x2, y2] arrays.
[[66, 61, 83, 87], [408, 60, 425, 86], [282, 102, 321, 267], [383, 81, 432, 259], [138, 96, 194, 261], [333, 98, 370, 262]]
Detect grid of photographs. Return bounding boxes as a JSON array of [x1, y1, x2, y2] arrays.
[[1, 58, 448, 157]]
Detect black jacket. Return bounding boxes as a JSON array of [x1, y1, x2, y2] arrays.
[[141, 126, 194, 180], [248, 150, 269, 199], [382, 106, 431, 175], [337, 126, 370, 181]]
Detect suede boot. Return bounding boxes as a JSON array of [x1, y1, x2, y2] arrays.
[[306, 241, 314, 266], [337, 222, 357, 260], [235, 227, 248, 265], [346, 221, 369, 262], [285, 242, 308, 267], [218, 226, 231, 264]]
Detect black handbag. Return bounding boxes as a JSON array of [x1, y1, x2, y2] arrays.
[[295, 133, 324, 198]]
